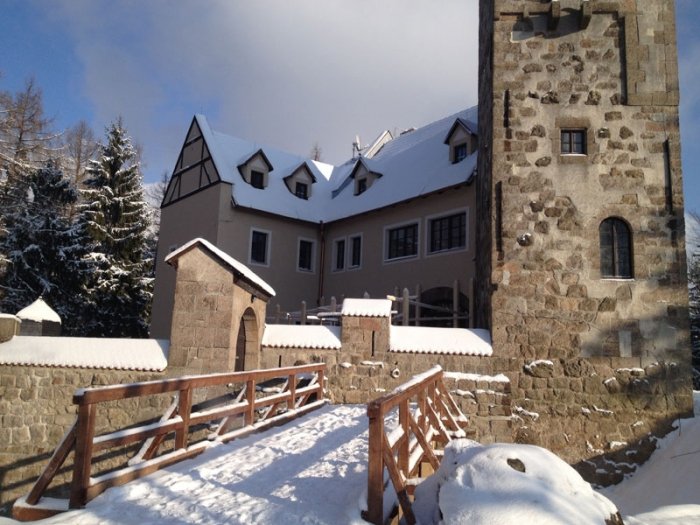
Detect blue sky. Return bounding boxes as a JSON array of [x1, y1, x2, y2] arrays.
[[1, 0, 699, 214]]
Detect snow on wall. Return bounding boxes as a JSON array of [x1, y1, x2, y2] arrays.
[[341, 298, 392, 317], [389, 326, 492, 356], [262, 324, 342, 350], [0, 336, 169, 371], [165, 237, 275, 297]]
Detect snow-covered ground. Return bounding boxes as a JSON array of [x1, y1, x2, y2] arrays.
[[2, 393, 699, 524]]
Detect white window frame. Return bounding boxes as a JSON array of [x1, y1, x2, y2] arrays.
[[296, 237, 316, 273], [383, 219, 420, 264], [249, 227, 271, 267], [348, 233, 363, 270], [332, 237, 347, 272], [425, 207, 469, 257]]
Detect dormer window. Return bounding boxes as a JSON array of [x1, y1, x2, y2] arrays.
[[295, 182, 308, 199], [453, 143, 468, 164], [251, 170, 265, 189], [356, 178, 368, 195]]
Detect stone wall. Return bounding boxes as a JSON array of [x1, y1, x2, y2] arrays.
[[0, 366, 165, 514], [475, 0, 694, 481]]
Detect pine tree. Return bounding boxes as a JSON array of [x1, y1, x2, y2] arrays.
[[76, 119, 153, 337], [0, 160, 85, 325]]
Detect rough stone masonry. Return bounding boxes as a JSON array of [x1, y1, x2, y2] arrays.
[[475, 0, 694, 482]]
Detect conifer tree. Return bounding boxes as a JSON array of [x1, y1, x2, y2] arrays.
[[0, 160, 84, 325], [76, 119, 153, 337]]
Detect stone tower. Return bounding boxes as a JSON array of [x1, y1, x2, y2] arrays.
[[476, 0, 694, 479]]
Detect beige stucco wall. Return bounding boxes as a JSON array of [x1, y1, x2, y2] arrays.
[[322, 184, 476, 306], [151, 183, 229, 338]]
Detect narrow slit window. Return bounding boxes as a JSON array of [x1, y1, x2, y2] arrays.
[[600, 218, 633, 279]]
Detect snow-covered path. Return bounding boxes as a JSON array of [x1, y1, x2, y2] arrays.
[[29, 405, 370, 525]]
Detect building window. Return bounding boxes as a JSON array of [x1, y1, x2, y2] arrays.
[[429, 212, 466, 253], [298, 239, 314, 272], [561, 129, 586, 155], [295, 182, 308, 199], [387, 223, 418, 260], [453, 143, 468, 163], [350, 235, 362, 268], [599, 218, 633, 279], [251, 170, 265, 189], [250, 230, 269, 265], [356, 178, 368, 195], [334, 239, 346, 271]]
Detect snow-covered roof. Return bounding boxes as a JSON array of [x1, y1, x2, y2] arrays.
[[165, 238, 275, 298], [16, 297, 61, 324], [389, 326, 492, 356], [195, 106, 478, 223], [0, 336, 169, 371], [262, 325, 341, 350], [341, 298, 392, 317]]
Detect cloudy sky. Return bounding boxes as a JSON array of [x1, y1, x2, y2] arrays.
[[1, 0, 699, 213]]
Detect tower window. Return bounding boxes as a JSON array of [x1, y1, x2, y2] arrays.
[[600, 218, 633, 279], [561, 129, 587, 155]]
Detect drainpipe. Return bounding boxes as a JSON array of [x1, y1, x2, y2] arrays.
[[317, 221, 326, 306]]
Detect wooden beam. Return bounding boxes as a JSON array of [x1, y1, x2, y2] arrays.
[[69, 403, 95, 509], [26, 423, 77, 505]]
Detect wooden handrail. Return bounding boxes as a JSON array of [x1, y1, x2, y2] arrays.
[[364, 366, 471, 525], [18, 364, 326, 520]]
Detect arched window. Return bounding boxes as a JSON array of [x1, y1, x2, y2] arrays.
[[599, 218, 633, 279]]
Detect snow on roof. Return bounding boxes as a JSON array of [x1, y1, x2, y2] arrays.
[[195, 107, 478, 223], [341, 298, 392, 317], [389, 326, 492, 356], [16, 297, 61, 324], [0, 336, 169, 371], [262, 324, 341, 350], [165, 238, 275, 298]]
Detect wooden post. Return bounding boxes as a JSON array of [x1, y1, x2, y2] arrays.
[[317, 367, 325, 402], [175, 387, 192, 450], [363, 291, 370, 299], [288, 374, 296, 411], [398, 402, 409, 476], [69, 403, 96, 508], [402, 287, 410, 326], [365, 406, 384, 525], [245, 379, 256, 426], [275, 304, 281, 324], [453, 280, 459, 328], [301, 301, 307, 325], [330, 296, 337, 312], [415, 284, 422, 326]]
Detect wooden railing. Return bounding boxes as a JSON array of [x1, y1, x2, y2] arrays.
[[15, 364, 326, 521], [363, 366, 472, 525]]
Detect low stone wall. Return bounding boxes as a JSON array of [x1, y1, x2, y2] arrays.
[[0, 366, 166, 514]]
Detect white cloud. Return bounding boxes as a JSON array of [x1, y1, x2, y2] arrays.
[[40, 0, 479, 179]]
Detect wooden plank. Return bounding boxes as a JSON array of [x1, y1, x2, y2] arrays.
[[408, 416, 440, 471], [87, 445, 208, 501], [136, 399, 179, 462], [366, 367, 442, 416], [26, 423, 77, 505], [69, 403, 96, 508], [189, 401, 248, 427], [75, 364, 326, 405], [381, 434, 415, 525], [288, 374, 296, 411], [245, 379, 256, 426], [92, 418, 183, 453], [398, 403, 409, 476]]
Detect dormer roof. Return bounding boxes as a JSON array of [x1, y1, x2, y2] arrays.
[[444, 118, 476, 144], [236, 148, 274, 174], [283, 162, 318, 184]]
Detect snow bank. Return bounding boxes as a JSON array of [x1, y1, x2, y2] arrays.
[[414, 439, 620, 525], [602, 391, 700, 523]]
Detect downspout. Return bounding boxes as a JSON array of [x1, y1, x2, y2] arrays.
[[317, 221, 326, 306]]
